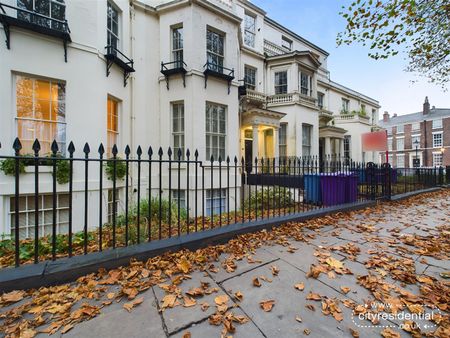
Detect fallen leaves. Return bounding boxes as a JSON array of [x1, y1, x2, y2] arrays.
[[161, 294, 177, 309], [123, 297, 144, 312], [294, 282, 305, 291], [1, 290, 25, 303], [214, 295, 230, 306], [252, 277, 261, 287], [259, 299, 275, 312]]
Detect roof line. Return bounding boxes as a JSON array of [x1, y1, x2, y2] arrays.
[[264, 16, 329, 57]]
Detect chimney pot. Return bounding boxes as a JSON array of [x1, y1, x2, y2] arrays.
[[423, 96, 430, 115], [383, 111, 390, 122]]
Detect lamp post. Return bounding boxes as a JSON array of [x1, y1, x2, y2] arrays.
[[413, 139, 420, 168]]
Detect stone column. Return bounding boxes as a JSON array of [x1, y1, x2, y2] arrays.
[[324, 137, 331, 157], [252, 124, 259, 160], [273, 127, 279, 159], [340, 139, 345, 158]]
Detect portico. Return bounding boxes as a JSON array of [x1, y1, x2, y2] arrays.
[[319, 125, 347, 160], [241, 108, 286, 170]]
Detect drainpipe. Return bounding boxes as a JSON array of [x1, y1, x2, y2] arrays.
[[423, 119, 427, 166], [129, 3, 135, 185]]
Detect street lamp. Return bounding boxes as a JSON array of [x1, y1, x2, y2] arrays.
[[413, 139, 420, 168]]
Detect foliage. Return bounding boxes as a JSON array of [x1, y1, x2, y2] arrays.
[[337, 0, 450, 87], [105, 158, 127, 181], [117, 197, 187, 227], [0, 155, 70, 184], [0, 158, 26, 176], [243, 187, 295, 211]]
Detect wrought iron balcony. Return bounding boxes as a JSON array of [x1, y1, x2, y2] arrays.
[[160, 60, 187, 89], [0, 2, 71, 61], [203, 62, 235, 94], [105, 45, 135, 87]]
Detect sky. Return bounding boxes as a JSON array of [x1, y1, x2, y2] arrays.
[[252, 0, 449, 116]]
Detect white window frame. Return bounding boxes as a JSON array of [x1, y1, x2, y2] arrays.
[[244, 13, 256, 48], [9, 193, 70, 239], [15, 75, 67, 155], [302, 124, 312, 157], [274, 71, 288, 95], [107, 188, 121, 224], [411, 122, 420, 131], [396, 125, 404, 134], [432, 152, 443, 167], [300, 71, 312, 96], [206, 28, 225, 70], [396, 154, 405, 168], [172, 102, 185, 159], [206, 189, 227, 216], [17, 0, 66, 27], [396, 137, 404, 151], [206, 102, 227, 160], [173, 190, 186, 210], [341, 98, 349, 113], [107, 1, 120, 50], [432, 119, 443, 129], [387, 137, 393, 151], [279, 123, 287, 157], [172, 25, 183, 65], [244, 66, 256, 90], [411, 134, 421, 149], [281, 36, 292, 51], [432, 132, 443, 148]]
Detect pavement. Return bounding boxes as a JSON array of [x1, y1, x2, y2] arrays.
[[2, 189, 449, 338]]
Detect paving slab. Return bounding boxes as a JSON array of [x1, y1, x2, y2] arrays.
[[153, 271, 230, 335], [263, 242, 346, 274], [61, 289, 165, 338], [221, 259, 397, 338], [210, 247, 279, 283], [170, 307, 264, 338]]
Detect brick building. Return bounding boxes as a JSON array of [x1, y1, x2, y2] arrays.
[[379, 97, 450, 168]]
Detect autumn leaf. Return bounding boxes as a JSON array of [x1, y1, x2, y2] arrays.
[[177, 257, 191, 274], [200, 302, 210, 311], [381, 328, 401, 338], [214, 295, 230, 306], [340, 286, 351, 294], [259, 300, 275, 312], [182, 332, 191, 338], [271, 265, 280, 276], [294, 282, 305, 291], [253, 277, 261, 287], [234, 291, 244, 302], [162, 294, 177, 309], [295, 316, 302, 322], [183, 296, 197, 308], [1, 290, 25, 303], [349, 327, 359, 338], [123, 297, 144, 312], [306, 292, 322, 301], [325, 257, 343, 269], [304, 328, 311, 335]]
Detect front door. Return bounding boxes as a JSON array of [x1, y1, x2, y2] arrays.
[[245, 139, 253, 173]]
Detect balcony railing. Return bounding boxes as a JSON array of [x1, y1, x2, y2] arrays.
[[266, 92, 317, 107], [334, 113, 371, 124], [105, 45, 135, 87], [203, 62, 235, 94], [264, 39, 289, 56], [0, 2, 71, 61], [161, 60, 187, 89]]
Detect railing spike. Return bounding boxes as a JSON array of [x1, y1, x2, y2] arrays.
[[68, 141, 75, 153], [137, 145, 143, 157], [158, 147, 163, 157], [98, 143, 105, 155], [32, 139, 41, 153], [111, 144, 118, 156], [148, 146, 153, 157], [13, 138, 22, 152], [83, 142, 90, 154], [125, 145, 131, 155]]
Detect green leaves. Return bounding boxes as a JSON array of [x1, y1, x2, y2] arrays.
[[337, 0, 449, 88]]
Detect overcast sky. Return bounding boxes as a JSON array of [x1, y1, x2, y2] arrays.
[[252, 0, 449, 116]]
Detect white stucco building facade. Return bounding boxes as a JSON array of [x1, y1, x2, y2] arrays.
[[0, 0, 381, 237]]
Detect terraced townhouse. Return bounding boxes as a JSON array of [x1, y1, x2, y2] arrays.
[[0, 0, 381, 237]]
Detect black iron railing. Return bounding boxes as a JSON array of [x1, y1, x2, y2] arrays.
[[0, 138, 446, 268], [161, 60, 188, 89], [203, 62, 234, 78], [105, 45, 135, 86], [0, 2, 70, 33]]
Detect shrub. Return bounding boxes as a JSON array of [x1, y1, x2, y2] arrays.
[[117, 197, 187, 226], [0, 158, 26, 176], [105, 158, 127, 181], [243, 187, 295, 210]]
